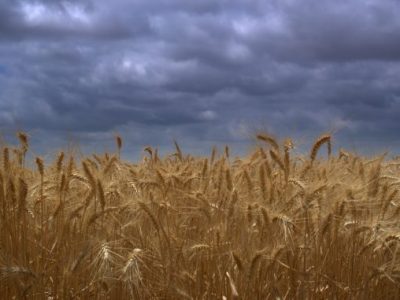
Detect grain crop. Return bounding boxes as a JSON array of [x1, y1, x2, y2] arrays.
[[0, 132, 399, 299]]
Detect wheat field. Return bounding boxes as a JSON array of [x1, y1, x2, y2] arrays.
[[0, 132, 400, 299]]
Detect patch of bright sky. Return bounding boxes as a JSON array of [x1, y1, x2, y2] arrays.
[[226, 42, 250, 61], [199, 110, 217, 121], [20, 1, 91, 25], [232, 11, 287, 36]]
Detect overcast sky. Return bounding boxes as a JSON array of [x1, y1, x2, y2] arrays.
[[1, 0, 400, 159]]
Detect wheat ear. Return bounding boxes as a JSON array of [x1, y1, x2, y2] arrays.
[[310, 134, 331, 163]]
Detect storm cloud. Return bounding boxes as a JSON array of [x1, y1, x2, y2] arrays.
[[1, 0, 400, 158]]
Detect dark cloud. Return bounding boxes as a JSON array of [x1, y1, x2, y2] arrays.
[[0, 0, 400, 158]]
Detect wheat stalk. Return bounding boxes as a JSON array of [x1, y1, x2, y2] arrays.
[[116, 135, 122, 159], [310, 134, 331, 163], [257, 134, 279, 150]]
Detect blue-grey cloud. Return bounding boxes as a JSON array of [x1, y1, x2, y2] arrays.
[[0, 0, 400, 158]]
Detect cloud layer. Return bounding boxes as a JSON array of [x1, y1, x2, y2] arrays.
[[1, 0, 400, 157]]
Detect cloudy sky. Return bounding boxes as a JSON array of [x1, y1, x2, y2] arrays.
[[1, 0, 400, 159]]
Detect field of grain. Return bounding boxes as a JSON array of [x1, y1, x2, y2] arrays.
[[1, 133, 400, 299]]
